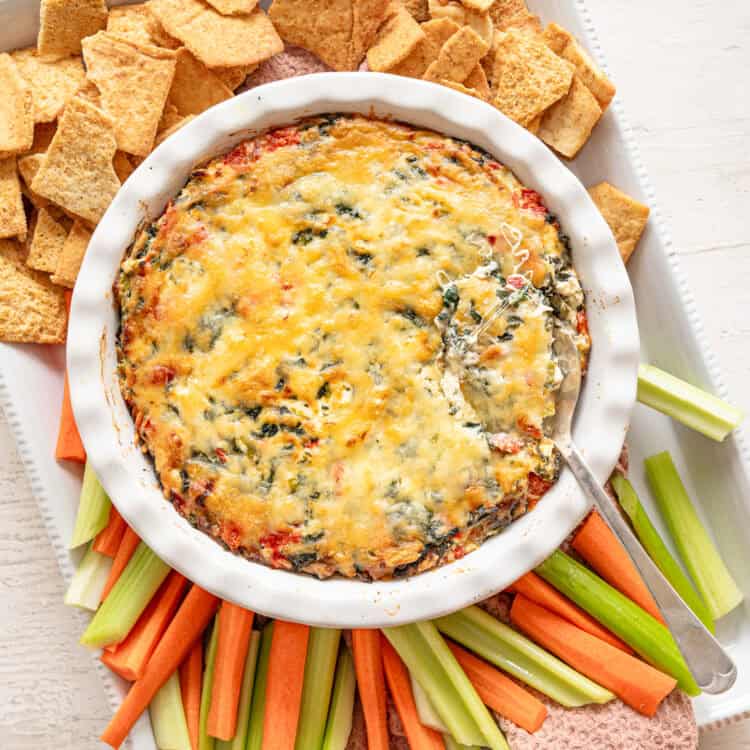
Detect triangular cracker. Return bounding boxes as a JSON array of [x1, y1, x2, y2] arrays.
[[51, 221, 92, 288], [37, 0, 108, 58], [367, 2, 426, 72], [0, 158, 27, 240], [26, 207, 71, 274], [169, 48, 233, 116]]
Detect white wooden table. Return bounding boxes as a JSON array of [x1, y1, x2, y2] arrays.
[[1, 1, 749, 747]]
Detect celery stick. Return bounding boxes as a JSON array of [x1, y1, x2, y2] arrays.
[[384, 621, 508, 750], [216, 631, 260, 750], [295, 627, 341, 750], [199, 614, 220, 750], [410, 671, 448, 733], [321, 645, 356, 750], [645, 451, 743, 620], [69, 461, 111, 548], [637, 364, 743, 441], [443, 736, 481, 750], [80, 541, 170, 648], [435, 606, 614, 708], [611, 472, 715, 632], [64, 542, 113, 611], [246, 622, 274, 750], [150, 670, 192, 750], [536, 550, 700, 695]]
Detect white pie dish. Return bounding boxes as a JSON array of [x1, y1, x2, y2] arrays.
[[67, 72, 639, 627]]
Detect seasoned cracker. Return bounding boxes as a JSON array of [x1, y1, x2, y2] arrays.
[[169, 48, 233, 115], [204, 0, 257, 15], [0, 238, 67, 343], [0, 54, 34, 155], [212, 64, 256, 90], [37, 0, 108, 58], [82, 32, 177, 157], [156, 114, 195, 145], [588, 182, 650, 263], [74, 79, 103, 107], [487, 0, 541, 33], [464, 63, 489, 97], [560, 38, 615, 109], [10, 49, 86, 124], [51, 221, 91, 288], [538, 76, 602, 158], [491, 29, 574, 127], [151, 0, 283, 68], [542, 21, 571, 54], [389, 17, 459, 77], [353, 0, 391, 64], [0, 158, 26, 240], [402, 0, 429, 21], [26, 207, 71, 273], [367, 2, 426, 72], [423, 24, 489, 83], [31, 96, 120, 224], [106, 3, 181, 48], [17, 153, 49, 209], [428, 0, 493, 43]]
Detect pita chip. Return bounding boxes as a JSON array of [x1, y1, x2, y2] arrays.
[[82, 32, 177, 157], [26, 207, 71, 273], [151, 0, 283, 68], [402, 0, 429, 21], [487, 0, 541, 33], [0, 239, 67, 343], [367, 2, 426, 72], [389, 18, 459, 77], [51, 221, 92, 288], [464, 63, 489, 97], [212, 64, 256, 90], [588, 182, 650, 263], [106, 3, 180, 49], [204, 0, 258, 15], [428, 0, 493, 44], [169, 48, 233, 115], [18, 153, 50, 209], [37, 0, 108, 58], [0, 54, 34, 155], [0, 158, 26, 240], [31, 96, 120, 224], [423, 24, 488, 83]]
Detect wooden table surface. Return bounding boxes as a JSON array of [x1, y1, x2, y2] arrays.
[[1, 0, 749, 747]]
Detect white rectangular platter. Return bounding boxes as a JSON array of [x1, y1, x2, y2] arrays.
[[1, 0, 748, 745]]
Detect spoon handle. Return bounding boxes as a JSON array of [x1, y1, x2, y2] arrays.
[[560, 441, 737, 694]]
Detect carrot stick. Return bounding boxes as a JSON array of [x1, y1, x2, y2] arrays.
[[507, 571, 633, 653], [94, 507, 128, 557], [446, 641, 546, 733], [55, 371, 86, 462], [101, 585, 220, 749], [572, 510, 666, 624], [180, 639, 203, 750], [381, 636, 445, 750], [100, 526, 140, 602], [261, 620, 309, 750], [510, 595, 676, 717], [101, 571, 188, 680], [207, 602, 255, 740], [351, 629, 389, 750]]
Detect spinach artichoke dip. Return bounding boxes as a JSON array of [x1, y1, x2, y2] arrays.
[[116, 114, 590, 580]]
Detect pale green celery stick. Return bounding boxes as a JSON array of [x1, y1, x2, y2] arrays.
[[611, 472, 715, 632], [295, 627, 342, 750], [321, 645, 357, 750], [80, 541, 170, 647], [69, 461, 111, 548], [384, 621, 508, 750], [216, 631, 261, 750], [64, 542, 113, 611], [443, 736, 481, 750], [199, 614, 220, 750], [246, 622, 274, 750], [637, 364, 743, 441], [645, 451, 744, 620], [435, 606, 614, 708], [536, 550, 700, 696], [410, 671, 448, 733], [150, 670, 192, 750]]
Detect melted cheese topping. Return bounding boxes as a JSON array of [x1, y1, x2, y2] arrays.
[[117, 115, 589, 579]]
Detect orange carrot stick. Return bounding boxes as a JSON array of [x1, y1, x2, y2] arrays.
[[101, 572, 188, 681], [510, 595, 676, 717], [101, 585, 220, 749], [207, 601, 255, 740], [381, 636, 445, 750], [351, 629, 389, 750], [55, 291, 85, 463], [446, 641, 547, 733], [100, 526, 140, 602], [507, 571, 633, 653], [180, 639, 203, 750], [572, 510, 666, 624], [94, 506, 128, 557], [261, 620, 310, 750]]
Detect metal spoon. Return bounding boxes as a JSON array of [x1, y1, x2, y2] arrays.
[[553, 330, 737, 694]]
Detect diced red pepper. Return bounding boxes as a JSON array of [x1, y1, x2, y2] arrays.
[[577, 309, 589, 337], [150, 365, 175, 385], [518, 188, 548, 215]]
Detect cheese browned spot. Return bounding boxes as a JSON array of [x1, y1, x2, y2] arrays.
[[116, 115, 589, 580]]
